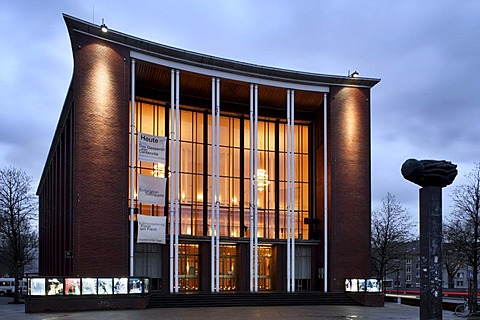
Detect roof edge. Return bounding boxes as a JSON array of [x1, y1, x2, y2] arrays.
[[62, 13, 380, 88]]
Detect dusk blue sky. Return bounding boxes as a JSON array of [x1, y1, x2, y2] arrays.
[[1, 1, 479, 228]]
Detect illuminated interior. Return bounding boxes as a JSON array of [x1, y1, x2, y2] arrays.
[[129, 100, 310, 241]]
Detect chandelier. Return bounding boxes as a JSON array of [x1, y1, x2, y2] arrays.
[[256, 169, 270, 192]]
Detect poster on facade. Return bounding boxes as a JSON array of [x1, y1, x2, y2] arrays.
[[137, 214, 166, 244], [138, 132, 167, 164], [138, 174, 166, 206]]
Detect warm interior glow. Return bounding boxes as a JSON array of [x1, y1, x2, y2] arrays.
[[197, 193, 203, 201]]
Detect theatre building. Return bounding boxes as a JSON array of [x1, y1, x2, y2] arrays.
[[37, 14, 380, 294]]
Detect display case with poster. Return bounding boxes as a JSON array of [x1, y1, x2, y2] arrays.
[[113, 278, 128, 294], [128, 278, 143, 294], [345, 278, 382, 293], [46, 278, 64, 295], [97, 278, 113, 295], [143, 278, 149, 294], [81, 278, 97, 295], [64, 278, 81, 295], [29, 278, 46, 296], [27, 276, 150, 296]]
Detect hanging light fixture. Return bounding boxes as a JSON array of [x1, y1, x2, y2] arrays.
[[256, 169, 270, 192], [152, 163, 165, 178]]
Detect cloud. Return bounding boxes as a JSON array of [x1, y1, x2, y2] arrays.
[[0, 0, 479, 224]]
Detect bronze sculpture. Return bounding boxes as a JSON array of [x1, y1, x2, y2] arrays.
[[401, 158, 458, 188]]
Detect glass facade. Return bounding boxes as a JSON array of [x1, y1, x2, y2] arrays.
[[130, 100, 310, 241], [130, 97, 311, 291]]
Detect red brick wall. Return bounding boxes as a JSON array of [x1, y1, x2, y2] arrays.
[[70, 31, 130, 276], [328, 86, 372, 292]]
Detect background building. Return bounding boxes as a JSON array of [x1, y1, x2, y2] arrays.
[[36, 14, 380, 293], [384, 240, 471, 291]]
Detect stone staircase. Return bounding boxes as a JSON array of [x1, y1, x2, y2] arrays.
[[147, 291, 360, 308]]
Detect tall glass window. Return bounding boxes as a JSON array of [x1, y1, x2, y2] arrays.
[[207, 116, 241, 238], [129, 100, 167, 217], [279, 123, 309, 239], [178, 110, 204, 236], [244, 120, 276, 239]]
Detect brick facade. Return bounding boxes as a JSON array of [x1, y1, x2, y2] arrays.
[[328, 86, 372, 291], [36, 14, 379, 293], [70, 32, 130, 276]]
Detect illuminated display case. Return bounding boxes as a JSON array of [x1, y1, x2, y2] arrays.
[[345, 278, 382, 293], [27, 277, 150, 296], [65, 278, 81, 295]]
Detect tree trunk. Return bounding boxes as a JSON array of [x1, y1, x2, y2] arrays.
[[13, 275, 20, 303], [448, 274, 454, 289], [473, 264, 478, 312]]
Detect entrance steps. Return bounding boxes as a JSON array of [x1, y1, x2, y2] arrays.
[[147, 291, 360, 308]]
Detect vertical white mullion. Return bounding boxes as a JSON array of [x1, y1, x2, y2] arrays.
[[249, 84, 254, 292], [129, 58, 136, 277], [211, 77, 216, 292], [286, 89, 291, 292], [215, 78, 221, 292], [291, 90, 296, 293], [323, 92, 328, 292], [174, 70, 180, 293], [253, 84, 258, 292], [169, 69, 175, 293]]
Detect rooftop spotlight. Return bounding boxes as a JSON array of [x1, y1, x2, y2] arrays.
[[350, 71, 359, 78], [100, 18, 108, 33]]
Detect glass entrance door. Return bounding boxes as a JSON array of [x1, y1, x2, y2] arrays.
[[258, 246, 272, 290], [220, 245, 237, 291]]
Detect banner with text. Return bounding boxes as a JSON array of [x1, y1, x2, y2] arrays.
[[137, 214, 166, 244], [138, 132, 167, 164], [138, 174, 166, 206]]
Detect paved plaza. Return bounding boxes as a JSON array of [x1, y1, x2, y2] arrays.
[[0, 297, 465, 320]]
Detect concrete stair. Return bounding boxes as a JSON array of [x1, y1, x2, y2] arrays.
[[147, 291, 360, 308]]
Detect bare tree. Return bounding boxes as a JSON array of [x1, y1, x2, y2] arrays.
[[0, 167, 38, 303], [371, 192, 415, 283], [442, 235, 465, 288], [442, 230, 465, 289], [445, 163, 480, 312]]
